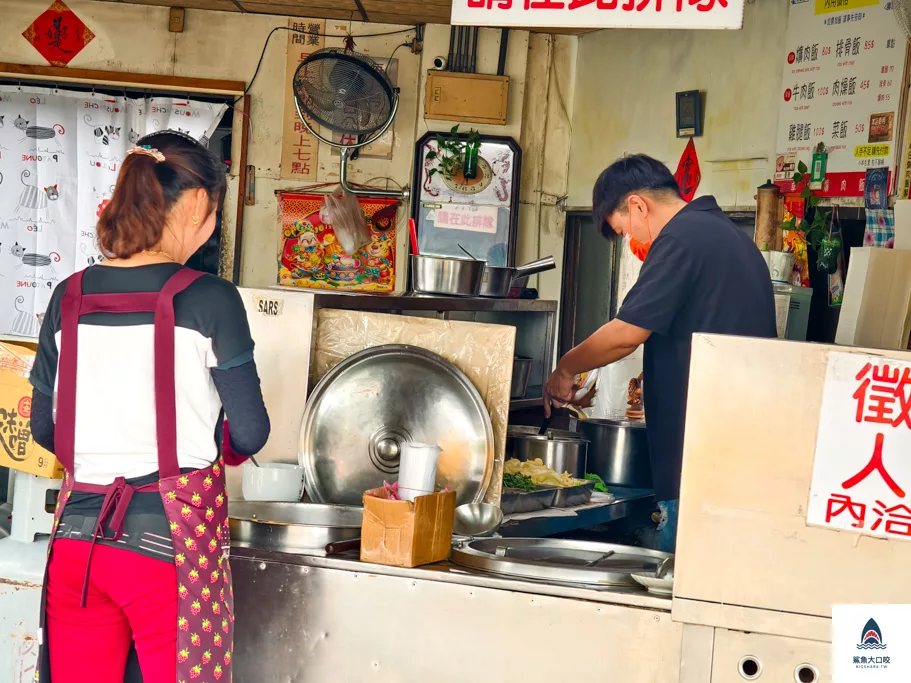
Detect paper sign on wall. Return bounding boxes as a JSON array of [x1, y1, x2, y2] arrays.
[[775, 0, 906, 197], [451, 0, 744, 30], [807, 351, 911, 541], [280, 18, 324, 181], [433, 204, 499, 234]]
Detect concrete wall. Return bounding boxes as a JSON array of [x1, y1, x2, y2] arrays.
[[566, 0, 790, 211], [0, 1, 575, 300]]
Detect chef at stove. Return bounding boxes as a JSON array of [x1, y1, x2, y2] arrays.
[[544, 154, 776, 553]]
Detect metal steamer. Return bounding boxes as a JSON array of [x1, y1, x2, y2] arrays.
[[292, 47, 408, 201]]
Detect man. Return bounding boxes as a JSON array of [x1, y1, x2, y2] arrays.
[[544, 154, 776, 552]]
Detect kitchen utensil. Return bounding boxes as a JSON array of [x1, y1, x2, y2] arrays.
[[457, 244, 477, 260], [578, 417, 653, 489], [248, 454, 261, 468], [537, 415, 554, 436], [409, 218, 420, 255], [299, 344, 494, 506], [398, 442, 441, 500], [325, 537, 361, 556], [229, 501, 362, 554], [478, 256, 556, 298], [506, 426, 588, 479], [451, 538, 671, 586], [656, 555, 675, 580], [631, 572, 673, 596], [410, 254, 485, 297], [241, 461, 305, 502], [510, 357, 533, 399], [583, 549, 614, 567], [453, 502, 503, 537]]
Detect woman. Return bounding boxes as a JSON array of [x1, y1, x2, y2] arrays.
[[29, 130, 270, 683]]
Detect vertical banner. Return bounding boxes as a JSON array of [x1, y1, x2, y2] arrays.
[[280, 18, 324, 181]]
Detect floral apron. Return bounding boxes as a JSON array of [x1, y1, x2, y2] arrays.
[[36, 268, 235, 683]]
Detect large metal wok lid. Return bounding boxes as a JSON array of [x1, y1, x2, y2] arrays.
[[299, 345, 494, 506], [451, 538, 670, 586]]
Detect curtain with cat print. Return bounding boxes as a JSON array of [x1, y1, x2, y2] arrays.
[[0, 85, 226, 339]]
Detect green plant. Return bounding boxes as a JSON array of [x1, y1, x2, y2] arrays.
[[779, 160, 830, 250], [425, 125, 481, 180]]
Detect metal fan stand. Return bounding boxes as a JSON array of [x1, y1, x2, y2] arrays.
[[293, 92, 409, 202]]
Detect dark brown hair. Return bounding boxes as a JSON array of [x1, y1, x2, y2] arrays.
[[97, 131, 226, 258]]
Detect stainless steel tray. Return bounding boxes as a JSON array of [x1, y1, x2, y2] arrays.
[[451, 538, 670, 586], [229, 501, 362, 555], [500, 487, 557, 515], [552, 480, 595, 508]]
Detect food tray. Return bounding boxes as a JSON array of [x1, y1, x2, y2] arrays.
[[552, 480, 596, 508], [500, 487, 558, 515]]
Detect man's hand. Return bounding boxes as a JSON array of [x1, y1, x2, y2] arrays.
[[543, 366, 576, 418]]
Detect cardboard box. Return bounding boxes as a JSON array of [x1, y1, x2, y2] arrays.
[[0, 342, 62, 479], [835, 247, 911, 350], [360, 488, 456, 568]]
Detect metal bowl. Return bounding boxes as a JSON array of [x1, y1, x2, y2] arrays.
[[453, 503, 503, 537], [411, 254, 485, 297]]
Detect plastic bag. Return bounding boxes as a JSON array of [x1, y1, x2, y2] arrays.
[[320, 186, 371, 256]]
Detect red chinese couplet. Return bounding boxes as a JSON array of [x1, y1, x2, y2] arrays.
[[675, 138, 701, 203], [22, 0, 95, 67]]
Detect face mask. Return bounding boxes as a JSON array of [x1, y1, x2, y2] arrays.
[[626, 203, 653, 262]]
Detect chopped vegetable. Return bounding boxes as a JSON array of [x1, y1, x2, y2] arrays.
[[584, 473, 609, 493], [503, 472, 537, 491], [505, 458, 575, 487]]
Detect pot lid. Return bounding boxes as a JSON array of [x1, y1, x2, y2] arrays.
[[507, 425, 587, 443], [451, 538, 670, 586], [299, 345, 494, 506]]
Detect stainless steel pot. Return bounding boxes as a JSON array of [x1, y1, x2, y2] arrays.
[[511, 357, 532, 399], [578, 417, 652, 488], [478, 256, 556, 298], [505, 426, 588, 479], [411, 254, 485, 297]]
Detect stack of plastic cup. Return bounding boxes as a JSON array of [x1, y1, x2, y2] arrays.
[[398, 442, 441, 502]]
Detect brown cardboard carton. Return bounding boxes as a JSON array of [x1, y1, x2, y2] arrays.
[[360, 488, 456, 568], [0, 342, 62, 478], [835, 247, 911, 350]]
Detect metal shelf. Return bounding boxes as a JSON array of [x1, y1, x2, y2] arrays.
[[269, 286, 558, 313]]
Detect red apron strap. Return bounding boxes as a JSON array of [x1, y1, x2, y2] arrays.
[[54, 270, 86, 473], [153, 269, 206, 480], [80, 292, 160, 315]]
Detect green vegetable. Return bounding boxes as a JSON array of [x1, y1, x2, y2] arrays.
[[584, 473, 609, 493], [503, 472, 537, 491]]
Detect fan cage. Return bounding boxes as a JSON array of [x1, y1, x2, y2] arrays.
[[293, 48, 395, 137]]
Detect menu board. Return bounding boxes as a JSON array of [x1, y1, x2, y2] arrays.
[[775, 0, 907, 197]]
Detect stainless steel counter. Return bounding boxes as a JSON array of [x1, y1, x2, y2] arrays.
[[231, 547, 679, 683]]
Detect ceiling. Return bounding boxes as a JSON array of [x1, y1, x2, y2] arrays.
[[99, 0, 594, 33]]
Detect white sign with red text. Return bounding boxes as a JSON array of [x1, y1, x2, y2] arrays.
[[432, 204, 499, 234], [808, 352, 911, 541], [451, 0, 744, 30]]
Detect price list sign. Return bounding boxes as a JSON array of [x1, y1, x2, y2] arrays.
[[775, 0, 906, 197]]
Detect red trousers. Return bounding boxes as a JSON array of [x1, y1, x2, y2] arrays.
[[46, 539, 177, 683]]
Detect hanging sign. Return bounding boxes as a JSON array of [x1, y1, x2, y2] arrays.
[[674, 138, 701, 202], [450, 0, 744, 30], [807, 352, 911, 542], [774, 0, 906, 197], [280, 19, 325, 181]]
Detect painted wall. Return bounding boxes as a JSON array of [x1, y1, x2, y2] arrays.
[[566, 0, 790, 211], [0, 1, 573, 299]]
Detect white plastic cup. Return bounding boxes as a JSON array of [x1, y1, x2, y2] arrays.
[[398, 442, 441, 501], [767, 251, 795, 284]]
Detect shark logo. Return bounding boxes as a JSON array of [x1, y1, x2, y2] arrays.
[[858, 618, 887, 650]]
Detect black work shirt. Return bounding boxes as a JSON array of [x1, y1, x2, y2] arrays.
[[616, 195, 777, 501]]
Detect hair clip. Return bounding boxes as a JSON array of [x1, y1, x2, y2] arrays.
[[126, 145, 166, 163]]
